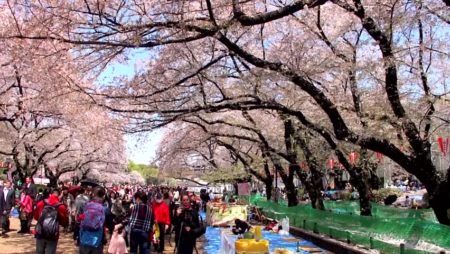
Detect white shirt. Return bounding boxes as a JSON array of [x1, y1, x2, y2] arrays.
[[173, 191, 180, 200], [3, 187, 11, 201]]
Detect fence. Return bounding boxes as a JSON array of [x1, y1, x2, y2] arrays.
[[246, 195, 450, 254]]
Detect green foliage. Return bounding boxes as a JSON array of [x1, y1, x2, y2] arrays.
[[128, 160, 159, 182], [203, 164, 250, 183]]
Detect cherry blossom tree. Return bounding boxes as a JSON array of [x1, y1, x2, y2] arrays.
[[0, 9, 128, 185], [3, 0, 450, 224]]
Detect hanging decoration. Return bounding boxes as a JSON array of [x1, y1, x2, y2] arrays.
[[438, 137, 449, 157], [300, 161, 308, 170], [327, 159, 335, 170], [349, 152, 358, 164], [375, 152, 384, 162]]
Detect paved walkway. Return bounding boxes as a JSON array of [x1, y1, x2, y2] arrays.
[[0, 218, 206, 254]]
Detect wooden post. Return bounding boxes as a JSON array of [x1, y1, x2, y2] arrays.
[[369, 236, 374, 249], [346, 231, 351, 244], [303, 219, 306, 230], [313, 222, 318, 234], [400, 243, 405, 254]]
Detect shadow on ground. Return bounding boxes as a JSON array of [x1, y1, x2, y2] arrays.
[[0, 218, 206, 254]]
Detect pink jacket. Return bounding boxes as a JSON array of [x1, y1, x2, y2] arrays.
[[20, 194, 33, 214]]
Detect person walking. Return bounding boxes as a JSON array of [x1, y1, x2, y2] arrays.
[[108, 223, 128, 254], [59, 186, 75, 232], [0, 180, 15, 235], [173, 195, 201, 254], [79, 187, 106, 254], [18, 188, 33, 234], [73, 187, 90, 245], [152, 193, 170, 254], [111, 192, 125, 219], [33, 189, 69, 254], [128, 191, 153, 254]]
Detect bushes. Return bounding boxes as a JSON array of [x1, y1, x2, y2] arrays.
[[371, 188, 403, 203], [339, 191, 352, 201]]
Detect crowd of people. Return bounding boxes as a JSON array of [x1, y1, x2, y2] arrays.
[[0, 178, 207, 254]]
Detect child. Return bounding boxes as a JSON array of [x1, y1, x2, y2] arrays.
[[108, 224, 128, 254]]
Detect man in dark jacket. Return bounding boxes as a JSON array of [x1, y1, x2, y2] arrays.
[[173, 195, 201, 254], [24, 177, 37, 200], [0, 180, 15, 235]]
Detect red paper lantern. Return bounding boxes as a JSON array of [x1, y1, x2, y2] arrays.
[[327, 159, 335, 170], [300, 161, 308, 170], [375, 152, 384, 162], [349, 152, 357, 164], [438, 137, 449, 156]]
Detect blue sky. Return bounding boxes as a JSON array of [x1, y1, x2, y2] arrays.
[[125, 130, 164, 164], [96, 49, 164, 164]]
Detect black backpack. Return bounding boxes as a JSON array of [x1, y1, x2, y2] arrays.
[[35, 200, 61, 239]]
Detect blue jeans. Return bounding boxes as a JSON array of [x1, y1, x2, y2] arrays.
[[130, 230, 150, 254]]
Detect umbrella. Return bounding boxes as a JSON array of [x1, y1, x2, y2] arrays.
[[80, 178, 99, 187], [68, 185, 81, 196]]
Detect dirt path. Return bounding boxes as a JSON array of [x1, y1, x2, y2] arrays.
[[0, 218, 206, 254]]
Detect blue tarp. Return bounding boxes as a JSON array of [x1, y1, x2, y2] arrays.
[[203, 226, 325, 254]]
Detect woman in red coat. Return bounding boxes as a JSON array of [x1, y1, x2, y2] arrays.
[[18, 188, 33, 234], [152, 192, 171, 254]]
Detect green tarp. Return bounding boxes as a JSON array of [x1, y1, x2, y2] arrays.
[[247, 195, 450, 254]]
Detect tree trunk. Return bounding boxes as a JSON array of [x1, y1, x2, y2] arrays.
[[265, 179, 273, 201], [285, 180, 298, 207], [358, 189, 372, 216], [309, 189, 325, 210], [48, 176, 58, 188], [348, 166, 372, 216], [309, 171, 325, 210], [233, 182, 239, 196], [404, 153, 450, 225], [286, 184, 298, 206], [296, 170, 325, 210], [429, 180, 450, 225], [420, 163, 450, 225]]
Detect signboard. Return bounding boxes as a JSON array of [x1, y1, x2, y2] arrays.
[[237, 182, 250, 196], [33, 177, 50, 185]]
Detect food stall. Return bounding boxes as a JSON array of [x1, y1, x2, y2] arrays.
[[206, 202, 248, 226]]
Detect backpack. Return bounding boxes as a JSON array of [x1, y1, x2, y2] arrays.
[[35, 200, 61, 239], [80, 201, 105, 231]]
